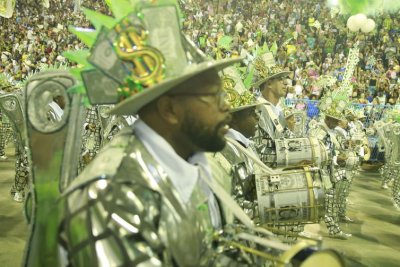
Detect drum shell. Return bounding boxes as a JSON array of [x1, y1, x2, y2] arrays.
[[267, 137, 329, 167], [256, 167, 325, 224]]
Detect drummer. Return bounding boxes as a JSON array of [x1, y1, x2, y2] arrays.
[[309, 112, 353, 240], [212, 66, 307, 242], [334, 119, 357, 224], [251, 52, 293, 164], [213, 66, 261, 219]]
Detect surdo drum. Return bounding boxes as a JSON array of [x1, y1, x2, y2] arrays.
[[256, 166, 325, 225], [261, 137, 329, 168]]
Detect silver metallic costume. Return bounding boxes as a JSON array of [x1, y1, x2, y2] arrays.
[[254, 99, 288, 166], [0, 91, 29, 202], [0, 110, 13, 159], [375, 121, 396, 189], [387, 123, 400, 209], [215, 129, 259, 220], [310, 122, 351, 238], [78, 106, 103, 172], [60, 125, 255, 266], [334, 124, 360, 222], [79, 105, 133, 173]]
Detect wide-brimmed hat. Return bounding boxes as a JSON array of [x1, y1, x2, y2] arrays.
[[65, 0, 241, 115], [221, 67, 258, 113], [251, 52, 291, 88]]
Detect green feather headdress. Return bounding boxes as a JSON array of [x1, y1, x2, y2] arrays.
[[319, 44, 360, 121]]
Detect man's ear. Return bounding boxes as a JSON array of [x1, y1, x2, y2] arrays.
[[156, 96, 181, 125]]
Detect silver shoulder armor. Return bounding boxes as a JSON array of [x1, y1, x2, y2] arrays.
[[60, 128, 218, 266]]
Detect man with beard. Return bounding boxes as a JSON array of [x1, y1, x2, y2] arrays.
[[212, 67, 306, 243], [212, 67, 261, 219], [56, 2, 246, 266]]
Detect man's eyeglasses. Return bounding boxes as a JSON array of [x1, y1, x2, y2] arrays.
[[169, 91, 228, 110]]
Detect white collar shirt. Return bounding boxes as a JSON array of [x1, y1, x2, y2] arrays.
[[134, 119, 222, 228]]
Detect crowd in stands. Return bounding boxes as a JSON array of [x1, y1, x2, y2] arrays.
[[1, 0, 400, 118], [0, 0, 109, 81], [181, 0, 400, 109]]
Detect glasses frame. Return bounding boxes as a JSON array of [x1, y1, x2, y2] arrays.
[[168, 91, 228, 110]]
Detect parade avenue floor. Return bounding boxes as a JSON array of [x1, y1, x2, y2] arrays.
[[0, 146, 400, 267]]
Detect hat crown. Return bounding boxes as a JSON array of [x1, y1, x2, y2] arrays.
[[254, 52, 284, 79], [222, 67, 256, 110], [67, 1, 208, 105]]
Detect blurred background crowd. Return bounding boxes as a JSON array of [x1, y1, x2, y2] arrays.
[[1, 0, 400, 116]]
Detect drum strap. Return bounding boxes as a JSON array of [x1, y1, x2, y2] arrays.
[[264, 104, 285, 134], [226, 136, 277, 175]]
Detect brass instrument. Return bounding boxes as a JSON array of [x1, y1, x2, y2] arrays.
[[214, 226, 345, 267]]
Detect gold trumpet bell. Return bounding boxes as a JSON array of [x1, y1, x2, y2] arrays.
[[362, 138, 371, 161], [299, 249, 345, 267]]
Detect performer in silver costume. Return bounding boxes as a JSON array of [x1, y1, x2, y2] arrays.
[[251, 52, 292, 164], [333, 119, 358, 223], [57, 2, 250, 266], [309, 114, 352, 239], [214, 67, 308, 243], [212, 66, 261, 220], [0, 74, 30, 202], [385, 112, 400, 209], [375, 120, 396, 189], [0, 110, 12, 160], [0, 74, 14, 160]]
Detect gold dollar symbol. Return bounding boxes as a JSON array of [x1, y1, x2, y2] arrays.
[[114, 19, 165, 87]]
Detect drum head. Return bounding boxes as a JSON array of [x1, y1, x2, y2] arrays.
[[300, 249, 345, 267]]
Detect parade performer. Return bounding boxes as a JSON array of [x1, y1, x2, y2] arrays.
[[212, 66, 261, 219], [309, 44, 360, 239], [250, 52, 294, 166], [386, 111, 400, 209], [56, 1, 258, 265], [0, 73, 29, 202]]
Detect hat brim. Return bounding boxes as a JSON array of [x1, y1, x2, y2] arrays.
[[110, 57, 242, 115], [252, 71, 292, 88], [325, 113, 345, 121], [230, 103, 259, 113]]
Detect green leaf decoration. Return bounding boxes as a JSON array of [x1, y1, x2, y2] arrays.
[[82, 7, 116, 29], [199, 36, 206, 47], [83, 97, 92, 107], [67, 84, 86, 94], [270, 41, 278, 56], [106, 0, 135, 19], [217, 35, 233, 50], [68, 26, 98, 47], [237, 66, 247, 75], [261, 42, 269, 53], [63, 49, 91, 66], [69, 67, 90, 81], [244, 67, 254, 90]]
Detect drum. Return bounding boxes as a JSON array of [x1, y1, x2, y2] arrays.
[[256, 167, 325, 224], [217, 227, 345, 267], [263, 137, 329, 167]]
